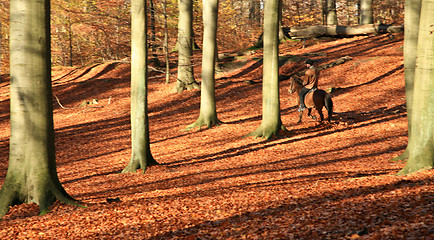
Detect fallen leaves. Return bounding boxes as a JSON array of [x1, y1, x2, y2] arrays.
[[0, 34, 432, 239]]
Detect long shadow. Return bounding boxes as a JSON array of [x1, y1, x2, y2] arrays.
[[310, 35, 402, 59], [61, 169, 120, 185], [218, 59, 264, 80], [164, 103, 406, 168], [60, 100, 408, 199], [145, 178, 431, 239], [331, 64, 404, 98], [74, 125, 407, 200]]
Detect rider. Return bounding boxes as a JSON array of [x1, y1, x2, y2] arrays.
[[298, 59, 320, 112]]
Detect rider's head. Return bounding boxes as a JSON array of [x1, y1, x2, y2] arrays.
[[305, 59, 314, 67]]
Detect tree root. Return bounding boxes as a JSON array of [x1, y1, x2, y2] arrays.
[[0, 181, 84, 218], [246, 124, 287, 140], [184, 116, 222, 132], [390, 148, 409, 162], [122, 154, 159, 174]]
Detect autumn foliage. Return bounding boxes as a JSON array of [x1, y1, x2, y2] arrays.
[[0, 32, 432, 239], [1, 0, 432, 239]]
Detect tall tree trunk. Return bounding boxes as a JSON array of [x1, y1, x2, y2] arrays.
[[163, 0, 170, 84], [325, 0, 338, 25], [185, 0, 221, 131], [398, 0, 434, 175], [148, 0, 159, 65], [359, 0, 373, 24], [122, 0, 158, 174], [391, 0, 421, 161], [175, 0, 200, 93], [248, 0, 285, 139], [249, 0, 261, 26], [0, 0, 78, 217]]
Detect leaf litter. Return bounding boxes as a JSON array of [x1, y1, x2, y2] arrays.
[[0, 34, 432, 239]]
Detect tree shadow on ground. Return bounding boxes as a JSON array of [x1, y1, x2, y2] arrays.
[[144, 178, 432, 239]]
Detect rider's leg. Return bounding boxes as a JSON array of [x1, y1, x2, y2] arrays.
[[298, 87, 309, 111]]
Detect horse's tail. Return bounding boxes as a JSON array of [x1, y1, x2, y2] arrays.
[[324, 93, 333, 122]]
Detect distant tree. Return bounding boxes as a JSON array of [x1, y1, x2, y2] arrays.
[[0, 0, 79, 217], [122, 0, 159, 173], [359, 0, 373, 24], [185, 0, 221, 131], [163, 0, 171, 84], [248, 0, 285, 139], [398, 0, 434, 175], [249, 0, 261, 26], [175, 0, 200, 93], [324, 0, 337, 25]]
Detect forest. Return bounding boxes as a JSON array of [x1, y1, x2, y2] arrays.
[[0, 0, 433, 239], [1, 0, 405, 70]]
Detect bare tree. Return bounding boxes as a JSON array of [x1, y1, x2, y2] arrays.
[[398, 0, 434, 175], [122, 0, 159, 173], [248, 0, 285, 139]]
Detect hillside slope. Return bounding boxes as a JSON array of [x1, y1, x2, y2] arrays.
[[0, 34, 432, 239]]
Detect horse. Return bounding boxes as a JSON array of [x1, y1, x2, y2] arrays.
[[288, 76, 333, 123]]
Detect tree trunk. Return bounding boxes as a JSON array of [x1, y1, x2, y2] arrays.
[[163, 0, 170, 84], [185, 0, 221, 131], [391, 0, 421, 161], [287, 24, 403, 39], [249, 0, 261, 26], [359, 0, 373, 24], [0, 0, 78, 217], [149, 0, 159, 65], [122, 0, 158, 174], [398, 0, 434, 175], [248, 0, 285, 139], [325, 0, 338, 25], [175, 0, 200, 93]]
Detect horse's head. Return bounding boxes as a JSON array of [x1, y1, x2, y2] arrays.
[[288, 76, 302, 94]]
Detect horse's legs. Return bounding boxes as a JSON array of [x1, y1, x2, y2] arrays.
[[317, 107, 324, 122], [297, 111, 303, 123], [308, 108, 317, 120]]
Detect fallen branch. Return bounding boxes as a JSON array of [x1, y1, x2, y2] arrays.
[[54, 95, 112, 110], [291, 56, 353, 78], [287, 24, 403, 39]]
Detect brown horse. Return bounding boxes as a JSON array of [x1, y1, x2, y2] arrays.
[[288, 76, 333, 123]]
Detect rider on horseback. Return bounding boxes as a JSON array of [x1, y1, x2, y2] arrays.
[[298, 59, 320, 112]]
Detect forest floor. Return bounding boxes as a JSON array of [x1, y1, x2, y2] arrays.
[[0, 33, 432, 239]]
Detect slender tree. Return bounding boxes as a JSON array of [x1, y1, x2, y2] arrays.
[[398, 0, 434, 175], [391, 0, 421, 162], [163, 0, 171, 84], [175, 0, 200, 93], [359, 0, 373, 24], [0, 0, 79, 217], [249, 0, 261, 26], [325, 0, 338, 25], [185, 0, 221, 131], [122, 0, 158, 174], [247, 0, 285, 139]]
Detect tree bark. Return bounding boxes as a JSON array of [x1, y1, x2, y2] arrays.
[[391, 0, 421, 161], [249, 0, 261, 26], [398, 0, 434, 175], [185, 0, 221, 131], [122, 0, 158, 174], [325, 0, 338, 25], [0, 0, 79, 217], [163, 0, 170, 84], [175, 0, 200, 93], [248, 0, 285, 139], [359, 0, 373, 25]]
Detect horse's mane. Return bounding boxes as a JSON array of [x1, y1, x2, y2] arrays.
[[291, 75, 303, 85]]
